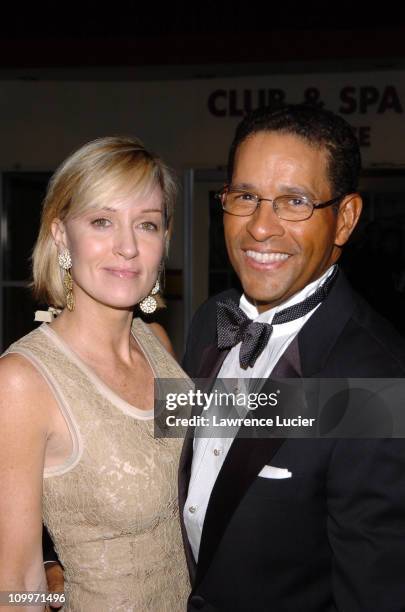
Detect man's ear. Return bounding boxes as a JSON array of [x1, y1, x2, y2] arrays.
[[51, 218, 68, 251], [334, 193, 363, 248]]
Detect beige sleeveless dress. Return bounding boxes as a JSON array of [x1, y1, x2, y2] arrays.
[[5, 319, 191, 612]]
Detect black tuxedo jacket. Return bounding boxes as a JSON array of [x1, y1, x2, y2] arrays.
[[179, 272, 405, 612]]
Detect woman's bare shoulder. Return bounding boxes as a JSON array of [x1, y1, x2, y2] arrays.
[[0, 351, 43, 387], [0, 353, 53, 424], [148, 322, 177, 358]]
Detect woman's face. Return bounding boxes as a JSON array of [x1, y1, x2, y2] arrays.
[[53, 184, 166, 312]]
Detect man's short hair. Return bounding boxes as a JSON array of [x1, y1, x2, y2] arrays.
[[228, 104, 361, 196]]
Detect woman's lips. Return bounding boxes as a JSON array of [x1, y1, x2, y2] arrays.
[[103, 268, 140, 279]]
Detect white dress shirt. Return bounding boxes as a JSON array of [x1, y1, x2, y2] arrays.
[[184, 266, 335, 562]]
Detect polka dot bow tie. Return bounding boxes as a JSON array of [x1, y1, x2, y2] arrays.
[[216, 266, 338, 369]]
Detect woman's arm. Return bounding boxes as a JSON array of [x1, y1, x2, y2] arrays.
[[0, 354, 49, 611]]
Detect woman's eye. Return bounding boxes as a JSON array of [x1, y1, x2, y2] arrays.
[[139, 221, 158, 231], [91, 218, 112, 228]]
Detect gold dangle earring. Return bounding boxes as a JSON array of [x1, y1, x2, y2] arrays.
[[139, 278, 160, 314], [58, 249, 75, 312]]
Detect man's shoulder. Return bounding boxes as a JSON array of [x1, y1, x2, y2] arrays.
[[183, 289, 241, 373], [202, 288, 241, 309], [322, 277, 405, 375], [299, 272, 405, 376], [346, 298, 405, 373], [190, 289, 241, 328]]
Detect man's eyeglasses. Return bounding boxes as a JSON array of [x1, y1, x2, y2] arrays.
[[215, 186, 345, 221]]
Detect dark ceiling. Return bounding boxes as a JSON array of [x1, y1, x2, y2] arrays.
[[1, 3, 404, 75], [2, 3, 404, 37]]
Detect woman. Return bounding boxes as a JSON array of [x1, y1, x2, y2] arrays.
[[0, 137, 191, 611]]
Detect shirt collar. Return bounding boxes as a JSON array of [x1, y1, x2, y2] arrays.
[[239, 265, 336, 323]]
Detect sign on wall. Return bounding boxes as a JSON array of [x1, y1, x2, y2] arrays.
[[204, 73, 405, 170]]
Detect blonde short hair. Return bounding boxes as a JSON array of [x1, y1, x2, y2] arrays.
[[32, 136, 176, 308]]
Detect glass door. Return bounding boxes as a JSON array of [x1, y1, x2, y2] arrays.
[[0, 172, 51, 350]]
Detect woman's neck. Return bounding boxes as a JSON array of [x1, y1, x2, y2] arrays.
[[49, 294, 137, 365]]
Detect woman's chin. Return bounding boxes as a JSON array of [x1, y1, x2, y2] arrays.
[[77, 292, 142, 312]]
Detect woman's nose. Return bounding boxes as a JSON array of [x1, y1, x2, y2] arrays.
[[113, 227, 139, 259]]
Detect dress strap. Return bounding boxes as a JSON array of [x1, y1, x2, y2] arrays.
[[131, 318, 192, 382]]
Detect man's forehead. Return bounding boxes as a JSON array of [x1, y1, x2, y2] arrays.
[[232, 131, 331, 192], [234, 131, 327, 161]]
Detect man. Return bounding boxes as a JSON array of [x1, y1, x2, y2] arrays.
[[180, 105, 405, 611]]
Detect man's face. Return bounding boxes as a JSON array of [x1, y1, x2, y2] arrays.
[[224, 131, 349, 312]]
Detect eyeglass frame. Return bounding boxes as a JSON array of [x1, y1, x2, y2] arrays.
[[215, 185, 345, 221]]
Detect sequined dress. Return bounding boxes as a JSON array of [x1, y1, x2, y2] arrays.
[[5, 319, 190, 611]]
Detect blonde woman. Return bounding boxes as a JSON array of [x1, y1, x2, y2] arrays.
[[0, 138, 190, 611]]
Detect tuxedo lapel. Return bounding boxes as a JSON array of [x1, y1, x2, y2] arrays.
[[195, 435, 285, 587], [197, 343, 230, 379], [178, 433, 197, 583], [297, 271, 357, 376], [272, 336, 302, 378]]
